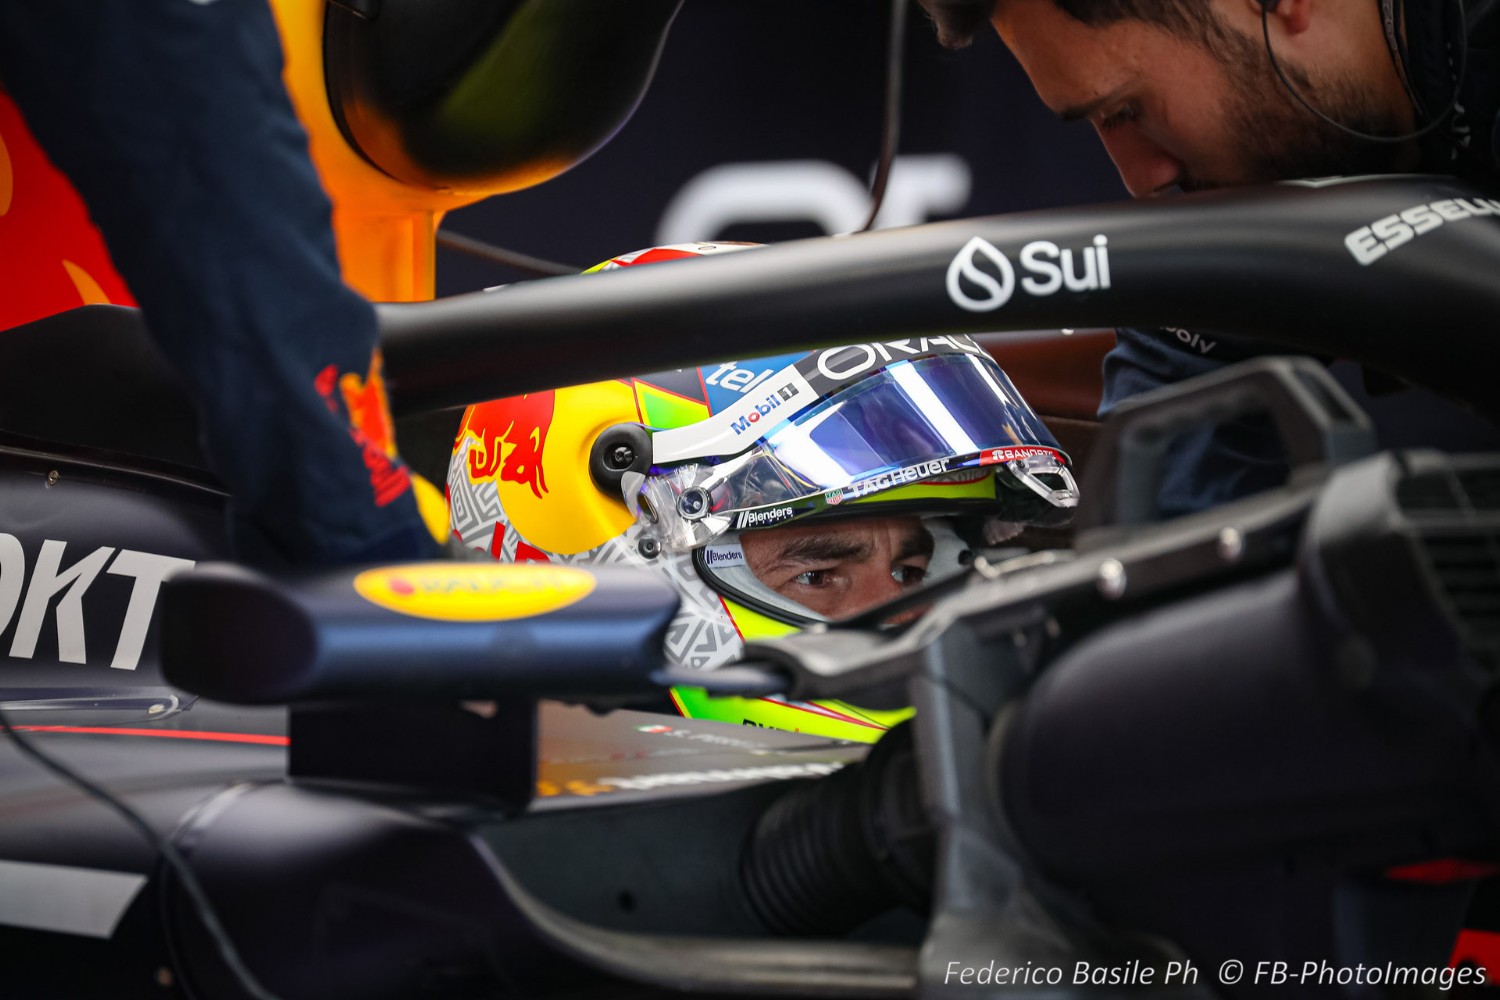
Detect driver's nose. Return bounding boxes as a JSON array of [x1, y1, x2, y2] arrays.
[[843, 569, 920, 624], [1096, 124, 1183, 198], [846, 568, 904, 613]]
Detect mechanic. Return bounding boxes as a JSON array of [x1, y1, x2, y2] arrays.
[[0, 0, 440, 566], [917, 0, 1499, 515], [448, 242, 1079, 740]]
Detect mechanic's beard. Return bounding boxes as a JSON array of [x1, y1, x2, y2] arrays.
[[1179, 41, 1405, 191]]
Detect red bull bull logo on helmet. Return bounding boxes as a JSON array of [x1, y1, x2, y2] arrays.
[[465, 391, 556, 500]]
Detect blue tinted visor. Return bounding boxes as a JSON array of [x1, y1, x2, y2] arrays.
[[766, 352, 1057, 487], [634, 352, 1074, 552]]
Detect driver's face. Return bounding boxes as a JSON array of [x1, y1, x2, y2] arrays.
[[739, 515, 934, 621], [991, 0, 1409, 196]]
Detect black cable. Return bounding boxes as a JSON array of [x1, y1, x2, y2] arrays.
[[1467, 0, 1499, 30], [435, 230, 580, 278], [0, 704, 281, 1000], [858, 0, 909, 233], [1260, 0, 1467, 143], [438, 5, 911, 262]]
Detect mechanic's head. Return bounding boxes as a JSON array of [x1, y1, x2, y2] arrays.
[[447, 242, 1077, 740], [918, 0, 1414, 196]]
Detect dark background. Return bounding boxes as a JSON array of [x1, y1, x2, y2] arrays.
[[432, 1, 1127, 294]]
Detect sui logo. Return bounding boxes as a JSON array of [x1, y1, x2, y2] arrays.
[[947, 235, 1112, 312]]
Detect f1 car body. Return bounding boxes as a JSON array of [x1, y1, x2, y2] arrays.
[[4, 1, 1500, 992], [1, 170, 1499, 998]]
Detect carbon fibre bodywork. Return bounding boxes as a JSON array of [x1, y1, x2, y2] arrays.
[[0, 175, 1498, 997]]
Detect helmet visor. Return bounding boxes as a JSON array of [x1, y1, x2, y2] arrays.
[[634, 352, 1074, 552]]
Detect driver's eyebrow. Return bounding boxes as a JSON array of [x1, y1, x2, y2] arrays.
[[768, 536, 873, 570], [895, 526, 936, 563]]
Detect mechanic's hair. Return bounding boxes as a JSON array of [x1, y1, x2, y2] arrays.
[[915, 0, 995, 47], [916, 0, 1235, 52]]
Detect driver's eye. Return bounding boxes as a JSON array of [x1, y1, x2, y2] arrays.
[[893, 564, 928, 587], [792, 569, 834, 588]]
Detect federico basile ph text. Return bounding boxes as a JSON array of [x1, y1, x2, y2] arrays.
[[1345, 196, 1500, 265], [946, 234, 1113, 312], [0, 535, 194, 671]]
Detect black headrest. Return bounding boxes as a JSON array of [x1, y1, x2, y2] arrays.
[[323, 0, 683, 192]]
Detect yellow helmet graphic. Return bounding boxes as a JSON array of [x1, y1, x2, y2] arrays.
[[448, 243, 1078, 741]]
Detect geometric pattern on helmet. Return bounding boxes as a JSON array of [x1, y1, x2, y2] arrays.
[[447, 448, 504, 547], [447, 444, 744, 670]]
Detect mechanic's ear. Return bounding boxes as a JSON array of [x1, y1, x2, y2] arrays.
[[1246, 0, 1313, 34]]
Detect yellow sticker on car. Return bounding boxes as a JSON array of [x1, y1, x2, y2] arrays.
[[353, 563, 596, 622]]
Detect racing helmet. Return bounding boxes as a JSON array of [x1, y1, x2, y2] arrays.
[[447, 242, 1078, 742]]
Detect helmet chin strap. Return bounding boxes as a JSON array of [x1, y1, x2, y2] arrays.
[[1261, 0, 1467, 143]]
